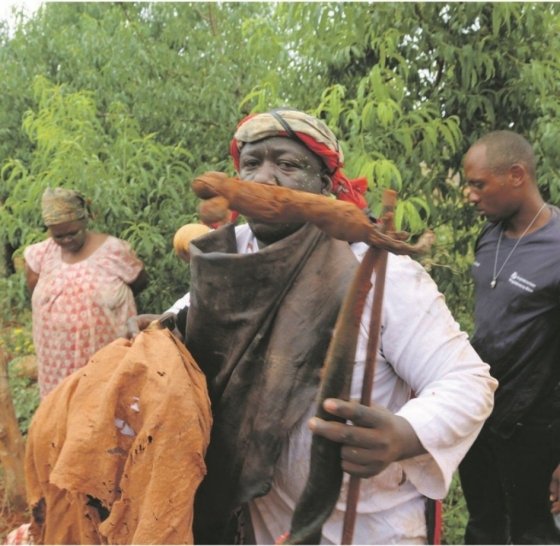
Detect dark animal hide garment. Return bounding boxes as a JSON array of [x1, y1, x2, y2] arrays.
[[186, 223, 358, 544]]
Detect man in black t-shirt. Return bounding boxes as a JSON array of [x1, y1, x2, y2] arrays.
[[460, 130, 560, 544]]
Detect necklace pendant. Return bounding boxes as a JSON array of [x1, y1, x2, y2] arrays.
[[490, 279, 497, 289]]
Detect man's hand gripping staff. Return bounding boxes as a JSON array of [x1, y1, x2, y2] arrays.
[[192, 172, 435, 545]]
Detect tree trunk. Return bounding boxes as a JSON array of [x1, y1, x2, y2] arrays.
[[0, 347, 27, 511]]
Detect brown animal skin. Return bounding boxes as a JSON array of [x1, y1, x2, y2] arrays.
[[192, 171, 434, 255]]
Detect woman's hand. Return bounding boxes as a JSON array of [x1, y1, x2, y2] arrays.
[[126, 313, 165, 338], [308, 398, 426, 478]]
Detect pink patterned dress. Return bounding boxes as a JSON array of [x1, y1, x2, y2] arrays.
[[24, 236, 144, 398]]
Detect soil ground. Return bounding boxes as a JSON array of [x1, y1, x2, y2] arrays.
[[0, 475, 29, 543]]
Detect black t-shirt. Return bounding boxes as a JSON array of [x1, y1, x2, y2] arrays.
[[471, 206, 560, 437]]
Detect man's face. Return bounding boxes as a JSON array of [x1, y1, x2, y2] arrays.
[[464, 143, 516, 223], [238, 136, 328, 245]]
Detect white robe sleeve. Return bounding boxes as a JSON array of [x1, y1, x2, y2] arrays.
[[375, 253, 497, 499], [165, 292, 191, 315]]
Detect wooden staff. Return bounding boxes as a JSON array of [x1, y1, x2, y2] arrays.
[[341, 189, 396, 545], [285, 244, 382, 545]]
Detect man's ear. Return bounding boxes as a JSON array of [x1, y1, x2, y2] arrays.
[[321, 173, 332, 195], [509, 163, 527, 188]]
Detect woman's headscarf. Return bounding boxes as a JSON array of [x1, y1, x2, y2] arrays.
[[229, 108, 368, 210], [41, 187, 89, 227]]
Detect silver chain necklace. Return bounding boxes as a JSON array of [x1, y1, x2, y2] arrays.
[[490, 203, 547, 288]]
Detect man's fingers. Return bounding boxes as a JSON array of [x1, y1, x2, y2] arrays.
[[322, 398, 391, 428], [309, 400, 407, 479], [309, 399, 393, 446], [310, 416, 356, 444], [341, 445, 370, 464], [308, 416, 381, 449]]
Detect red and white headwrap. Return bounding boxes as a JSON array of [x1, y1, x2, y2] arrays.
[[230, 109, 368, 210]]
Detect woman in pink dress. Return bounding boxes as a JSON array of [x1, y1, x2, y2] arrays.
[[24, 187, 148, 398]]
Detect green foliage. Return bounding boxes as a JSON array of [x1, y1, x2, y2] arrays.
[[0, 75, 198, 311], [0, 320, 34, 356], [0, 2, 289, 311], [7, 362, 39, 436], [1, 3, 559, 540], [2, 2, 560, 314], [442, 473, 469, 544], [268, 2, 560, 309], [0, 274, 29, 314], [0, 314, 39, 435]]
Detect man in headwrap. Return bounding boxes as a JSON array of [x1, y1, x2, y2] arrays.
[[130, 108, 497, 544], [230, 108, 368, 210]]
